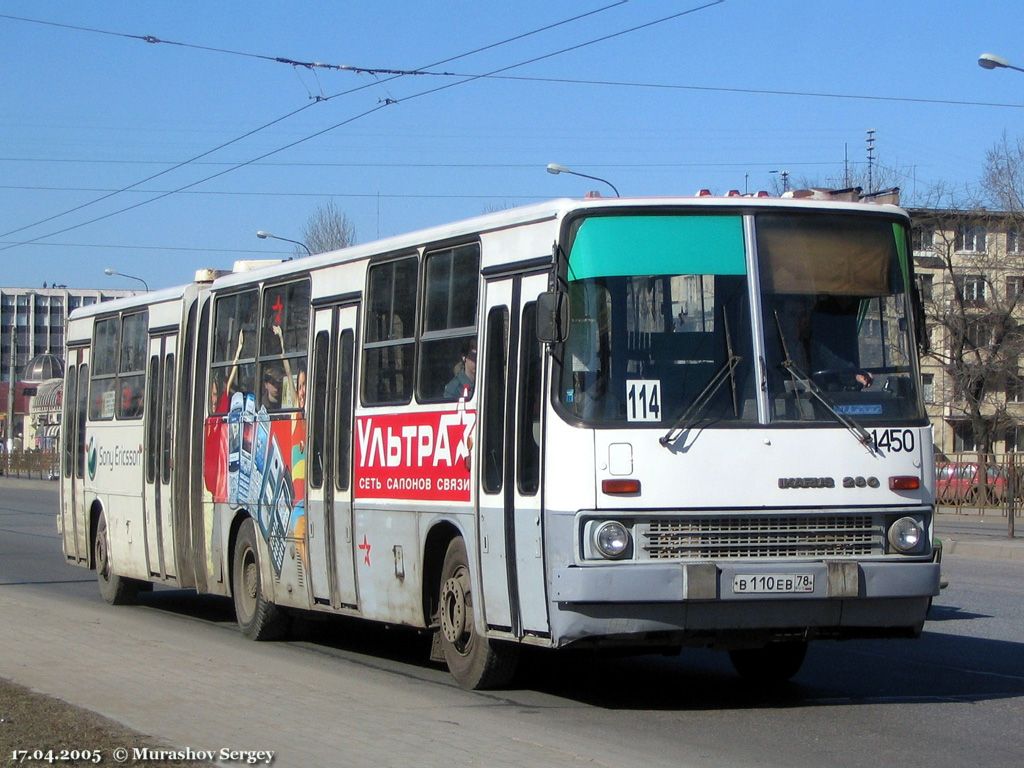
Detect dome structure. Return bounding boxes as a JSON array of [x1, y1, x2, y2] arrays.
[[22, 352, 65, 384]]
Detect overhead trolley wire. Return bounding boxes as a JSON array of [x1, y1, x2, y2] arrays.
[[0, 1, 724, 253], [0, 1, 630, 244]]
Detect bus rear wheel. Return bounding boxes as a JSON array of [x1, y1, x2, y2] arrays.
[[437, 537, 518, 690], [95, 511, 145, 605], [728, 640, 808, 684], [232, 518, 288, 641]]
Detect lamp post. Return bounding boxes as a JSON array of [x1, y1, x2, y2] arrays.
[[103, 267, 149, 292], [546, 163, 621, 198], [256, 230, 312, 256], [978, 52, 1024, 73]]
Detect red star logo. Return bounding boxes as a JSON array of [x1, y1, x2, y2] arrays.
[[358, 534, 371, 566]]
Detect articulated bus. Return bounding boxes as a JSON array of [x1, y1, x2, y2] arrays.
[[60, 194, 939, 689]]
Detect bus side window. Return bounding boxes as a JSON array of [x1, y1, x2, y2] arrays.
[[363, 256, 418, 405], [481, 306, 508, 493], [210, 290, 258, 411], [517, 303, 541, 495], [417, 243, 480, 402], [117, 311, 147, 420]]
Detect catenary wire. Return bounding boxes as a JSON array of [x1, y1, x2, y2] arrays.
[[1, 1, 723, 253], [0, 2, 629, 241]]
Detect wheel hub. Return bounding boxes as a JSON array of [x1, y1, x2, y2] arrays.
[[440, 575, 467, 644]]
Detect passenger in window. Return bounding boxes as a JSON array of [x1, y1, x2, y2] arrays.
[[444, 344, 477, 399], [213, 329, 246, 412], [295, 362, 307, 410], [262, 364, 284, 409], [270, 324, 304, 409], [120, 381, 142, 418]]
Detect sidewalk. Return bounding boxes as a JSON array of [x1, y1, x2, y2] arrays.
[[934, 507, 1024, 562]]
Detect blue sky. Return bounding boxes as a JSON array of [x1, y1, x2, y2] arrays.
[[2, 0, 1023, 291]]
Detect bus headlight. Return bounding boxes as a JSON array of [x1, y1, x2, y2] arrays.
[[593, 520, 631, 559], [888, 516, 924, 553]]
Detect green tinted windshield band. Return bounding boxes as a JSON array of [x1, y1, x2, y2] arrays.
[[567, 215, 746, 280], [893, 221, 910, 293]]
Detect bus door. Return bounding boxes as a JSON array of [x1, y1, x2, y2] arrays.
[[61, 347, 89, 563], [307, 304, 359, 608], [143, 334, 177, 579], [478, 271, 549, 637]]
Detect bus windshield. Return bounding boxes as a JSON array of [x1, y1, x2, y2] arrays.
[[557, 214, 757, 425], [758, 213, 923, 425], [556, 211, 924, 427]]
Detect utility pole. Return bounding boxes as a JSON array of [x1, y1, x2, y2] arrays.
[[866, 129, 876, 193], [6, 322, 14, 454]]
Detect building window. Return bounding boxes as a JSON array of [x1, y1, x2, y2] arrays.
[[1008, 276, 1024, 302], [922, 373, 935, 404], [956, 274, 986, 304], [964, 318, 992, 349], [953, 422, 977, 452], [913, 225, 935, 252], [956, 224, 987, 253], [917, 273, 934, 302], [1008, 228, 1022, 255], [1006, 425, 1024, 453], [1009, 372, 1024, 404]]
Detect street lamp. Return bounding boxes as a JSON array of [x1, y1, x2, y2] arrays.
[[103, 267, 149, 292], [256, 230, 312, 256], [546, 163, 621, 198], [978, 52, 1024, 73]]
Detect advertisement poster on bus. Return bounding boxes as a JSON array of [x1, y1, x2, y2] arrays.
[[354, 406, 475, 502], [204, 392, 306, 576]]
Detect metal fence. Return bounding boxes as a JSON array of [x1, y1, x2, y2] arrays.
[[1, 450, 59, 480]]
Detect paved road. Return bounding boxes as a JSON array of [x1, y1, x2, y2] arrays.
[[2, 479, 1022, 767]]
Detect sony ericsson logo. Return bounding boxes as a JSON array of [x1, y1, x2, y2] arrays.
[[87, 435, 98, 480]]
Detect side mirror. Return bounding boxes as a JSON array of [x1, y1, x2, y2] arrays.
[[536, 290, 568, 343]]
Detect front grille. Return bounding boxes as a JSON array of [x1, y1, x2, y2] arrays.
[[640, 514, 880, 560]]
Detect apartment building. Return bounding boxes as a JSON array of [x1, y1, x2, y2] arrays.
[[0, 285, 134, 383], [910, 208, 1024, 456]]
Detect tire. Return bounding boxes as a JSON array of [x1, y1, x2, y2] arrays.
[[437, 537, 518, 689], [95, 511, 143, 605], [232, 518, 289, 640], [728, 640, 808, 684]]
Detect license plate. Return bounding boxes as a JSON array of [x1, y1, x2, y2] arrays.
[[733, 574, 814, 594]]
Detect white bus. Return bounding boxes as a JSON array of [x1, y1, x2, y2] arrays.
[[60, 194, 939, 689]]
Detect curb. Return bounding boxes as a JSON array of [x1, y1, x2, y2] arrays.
[[941, 537, 1024, 561]]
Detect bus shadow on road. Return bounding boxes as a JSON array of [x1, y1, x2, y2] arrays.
[[131, 590, 1024, 710], [512, 630, 1024, 710]]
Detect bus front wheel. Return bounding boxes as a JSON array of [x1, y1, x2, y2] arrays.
[[728, 640, 808, 684], [437, 537, 518, 689], [232, 518, 288, 640]]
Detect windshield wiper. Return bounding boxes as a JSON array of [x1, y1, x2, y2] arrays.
[[660, 311, 742, 447], [773, 311, 878, 456], [659, 354, 742, 447]]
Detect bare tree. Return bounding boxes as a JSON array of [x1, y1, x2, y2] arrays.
[[302, 200, 356, 255]]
